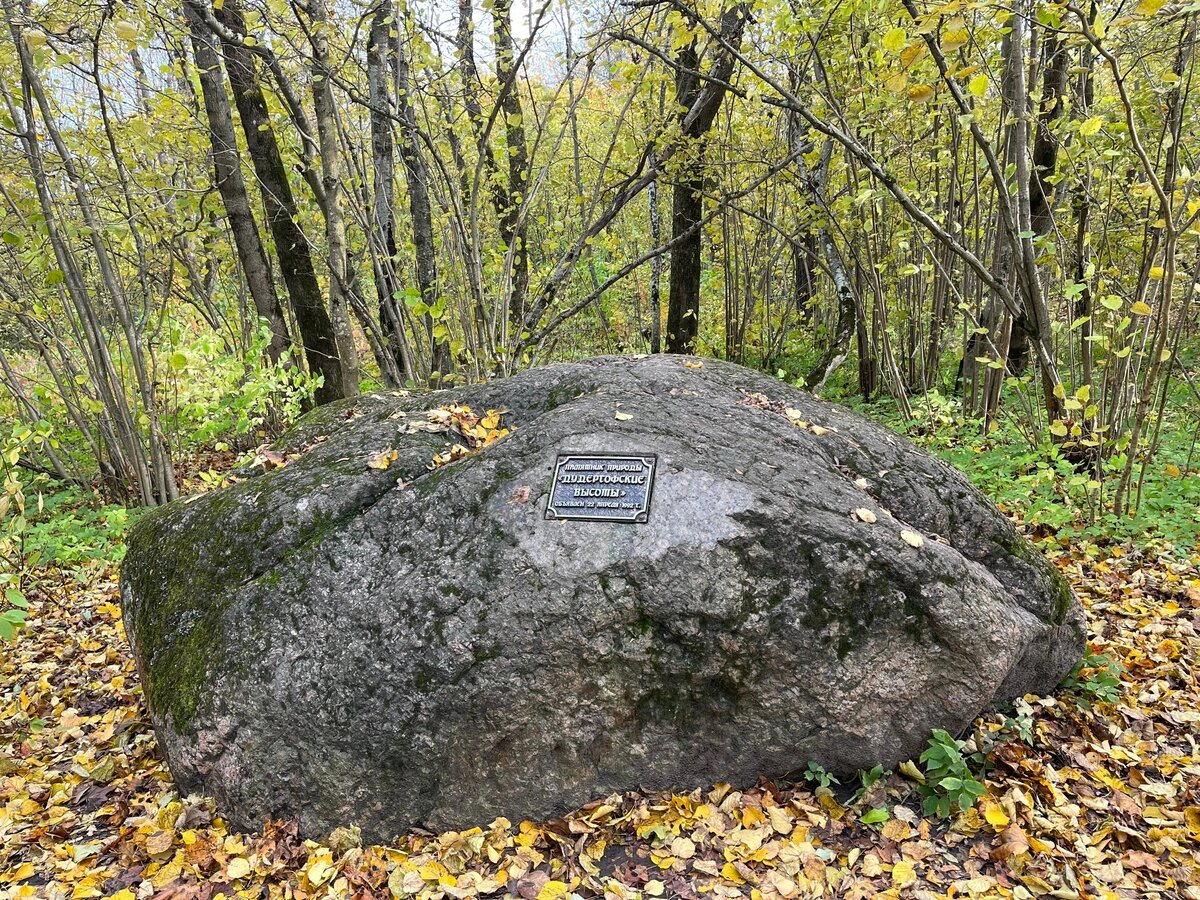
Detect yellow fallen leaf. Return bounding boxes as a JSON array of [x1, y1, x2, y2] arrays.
[[881, 818, 912, 842], [982, 800, 1010, 828], [899, 760, 926, 784], [70, 875, 104, 900], [854, 508, 878, 524], [1, 863, 34, 884], [1184, 806, 1200, 837], [892, 860, 917, 886], [307, 858, 334, 887], [226, 857, 251, 880], [768, 804, 793, 835], [964, 875, 996, 893], [143, 829, 175, 856], [367, 448, 398, 470], [901, 529, 925, 548], [614, 410, 633, 421], [671, 836, 696, 858]]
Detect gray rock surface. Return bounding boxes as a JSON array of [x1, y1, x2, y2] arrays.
[[120, 355, 1085, 842]]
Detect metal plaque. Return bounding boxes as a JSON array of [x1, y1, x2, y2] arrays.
[[545, 454, 657, 523]]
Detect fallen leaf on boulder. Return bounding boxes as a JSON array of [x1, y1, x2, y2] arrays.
[[367, 448, 398, 470]]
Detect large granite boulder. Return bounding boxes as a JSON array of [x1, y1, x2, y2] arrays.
[[121, 355, 1084, 842]]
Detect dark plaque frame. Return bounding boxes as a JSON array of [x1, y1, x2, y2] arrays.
[[545, 453, 657, 524]]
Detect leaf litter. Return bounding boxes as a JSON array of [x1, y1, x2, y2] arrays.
[[2, 535, 1199, 900]]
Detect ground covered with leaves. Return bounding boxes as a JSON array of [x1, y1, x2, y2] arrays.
[[2, 537, 1199, 900]]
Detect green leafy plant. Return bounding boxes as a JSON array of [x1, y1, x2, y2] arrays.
[[918, 729, 987, 818], [0, 421, 51, 639], [802, 761, 839, 789], [22, 486, 130, 571], [849, 765, 892, 823], [1060, 650, 1124, 709], [850, 386, 1200, 554], [176, 326, 321, 451], [1000, 709, 1036, 746], [859, 764, 890, 790]]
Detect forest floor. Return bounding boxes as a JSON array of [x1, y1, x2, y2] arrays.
[[1, 527, 1199, 900]]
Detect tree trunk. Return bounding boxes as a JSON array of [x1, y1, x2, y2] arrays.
[[215, 0, 347, 405], [307, 0, 359, 397], [665, 4, 749, 355], [491, 0, 531, 338], [960, 4, 1066, 417], [396, 9, 452, 380], [648, 152, 663, 354], [184, 0, 290, 365], [366, 4, 408, 385], [665, 83, 704, 354]]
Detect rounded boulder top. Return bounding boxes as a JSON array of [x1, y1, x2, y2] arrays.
[[120, 355, 1085, 843]]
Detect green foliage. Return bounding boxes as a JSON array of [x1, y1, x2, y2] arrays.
[[172, 326, 321, 451], [852, 389, 1200, 553], [999, 707, 1036, 746], [917, 729, 987, 819], [0, 582, 27, 641], [1060, 651, 1125, 710], [859, 806, 890, 825], [859, 764, 889, 790], [802, 761, 839, 789], [854, 765, 893, 824], [22, 486, 131, 570], [0, 421, 51, 639]]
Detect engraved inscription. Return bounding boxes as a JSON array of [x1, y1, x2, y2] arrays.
[[545, 454, 657, 523]]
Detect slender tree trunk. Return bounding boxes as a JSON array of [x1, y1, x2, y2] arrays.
[[1007, 25, 1068, 376], [648, 151, 663, 354], [960, 23, 1021, 417], [1070, 9, 1097, 398], [491, 0, 531, 338], [185, 0, 290, 365], [215, 0, 347, 404], [307, 0, 359, 397], [803, 231, 856, 392], [367, 4, 408, 385], [456, 0, 501, 200], [395, 7, 452, 379]]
